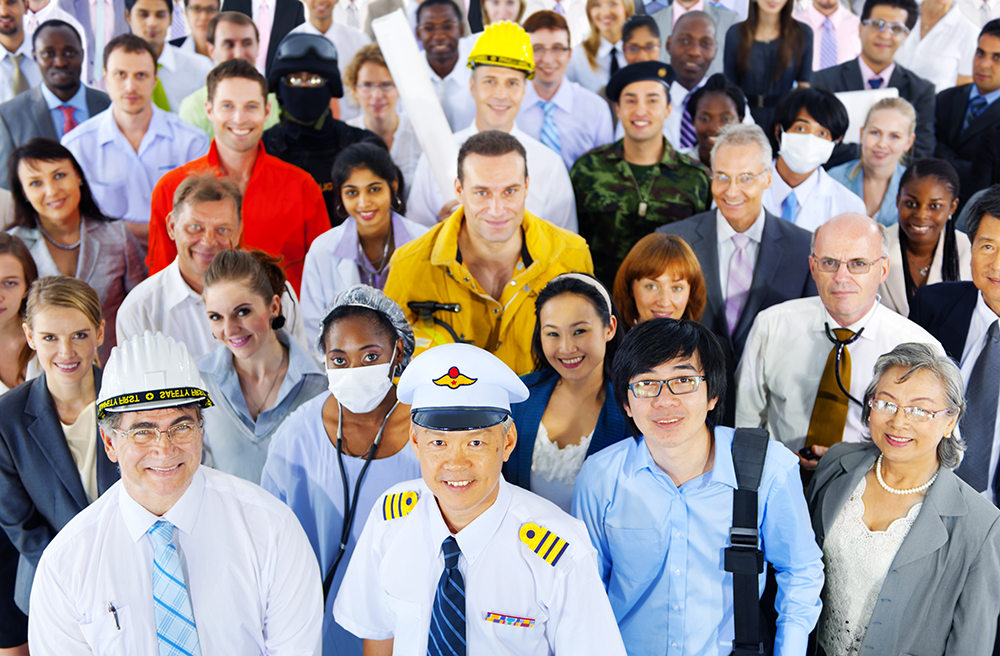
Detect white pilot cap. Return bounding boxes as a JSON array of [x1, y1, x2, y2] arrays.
[[397, 343, 529, 431]]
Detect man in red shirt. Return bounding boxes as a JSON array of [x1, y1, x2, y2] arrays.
[[147, 57, 328, 292]]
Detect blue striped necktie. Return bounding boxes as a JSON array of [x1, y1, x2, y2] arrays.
[[538, 100, 562, 155], [428, 536, 466, 656], [820, 18, 838, 69], [680, 90, 697, 148], [149, 521, 202, 656], [965, 95, 988, 131]]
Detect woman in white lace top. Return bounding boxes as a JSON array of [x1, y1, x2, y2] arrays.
[[806, 343, 1000, 656], [505, 273, 631, 512]]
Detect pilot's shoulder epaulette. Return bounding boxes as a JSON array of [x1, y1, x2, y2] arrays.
[[382, 491, 419, 521], [518, 521, 569, 566]]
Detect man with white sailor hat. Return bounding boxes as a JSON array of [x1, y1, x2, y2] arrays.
[[27, 331, 322, 655], [333, 342, 627, 656]]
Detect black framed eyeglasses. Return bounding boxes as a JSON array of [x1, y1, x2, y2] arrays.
[[628, 376, 706, 398]]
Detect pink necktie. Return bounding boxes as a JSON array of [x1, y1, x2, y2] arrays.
[[257, 0, 271, 71], [58, 105, 78, 134], [726, 233, 754, 335]]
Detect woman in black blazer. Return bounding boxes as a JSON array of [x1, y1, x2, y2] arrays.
[[0, 277, 119, 653]]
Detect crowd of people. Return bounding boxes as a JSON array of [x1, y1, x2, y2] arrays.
[[0, 0, 997, 652]]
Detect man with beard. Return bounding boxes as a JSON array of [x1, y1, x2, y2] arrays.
[[0, 0, 39, 103]]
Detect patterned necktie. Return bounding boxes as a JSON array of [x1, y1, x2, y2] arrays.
[[781, 190, 798, 224], [983, 0, 991, 26], [609, 46, 619, 82], [680, 89, 697, 148], [170, 1, 188, 40], [645, 0, 667, 12], [553, 0, 565, 14], [9, 53, 28, 96], [804, 328, 855, 448], [59, 105, 78, 135], [956, 321, 1000, 493], [820, 18, 838, 69], [26, 12, 38, 35], [347, 0, 360, 30], [152, 63, 170, 111], [428, 536, 465, 656], [869, 76, 883, 89], [149, 521, 202, 656], [965, 95, 988, 131], [257, 0, 271, 72], [725, 233, 754, 335], [93, 0, 106, 81], [538, 100, 561, 155]]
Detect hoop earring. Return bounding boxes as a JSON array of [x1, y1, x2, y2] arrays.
[[335, 203, 350, 220], [392, 194, 402, 211]]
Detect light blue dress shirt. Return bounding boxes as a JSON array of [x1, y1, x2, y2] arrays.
[[40, 83, 89, 140], [572, 426, 824, 656], [61, 105, 210, 222], [827, 159, 905, 227], [517, 79, 614, 170]]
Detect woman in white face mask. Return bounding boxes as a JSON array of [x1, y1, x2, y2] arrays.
[[199, 249, 328, 483], [261, 284, 420, 656]]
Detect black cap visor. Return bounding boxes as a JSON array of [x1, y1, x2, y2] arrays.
[[411, 407, 510, 431]]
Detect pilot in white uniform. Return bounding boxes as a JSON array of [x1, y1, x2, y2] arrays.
[[333, 343, 627, 655]]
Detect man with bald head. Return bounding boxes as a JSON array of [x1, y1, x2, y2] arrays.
[[735, 212, 944, 469]]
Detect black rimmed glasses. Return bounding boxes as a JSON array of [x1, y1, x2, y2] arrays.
[[628, 376, 707, 398]]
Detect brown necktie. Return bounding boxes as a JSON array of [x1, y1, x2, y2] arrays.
[[10, 53, 28, 96], [805, 328, 855, 449]]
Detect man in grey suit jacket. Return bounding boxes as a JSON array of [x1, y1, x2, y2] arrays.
[[651, 0, 737, 77], [658, 123, 815, 423], [0, 20, 110, 189]]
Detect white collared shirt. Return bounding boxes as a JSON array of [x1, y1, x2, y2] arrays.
[[763, 160, 866, 231], [566, 37, 625, 94], [735, 296, 946, 452], [28, 467, 323, 655], [895, 3, 979, 93], [62, 106, 210, 223], [0, 30, 41, 103], [958, 292, 1000, 503], [423, 56, 477, 133], [333, 0, 370, 32], [290, 20, 371, 122], [406, 122, 579, 232], [333, 477, 627, 655], [716, 207, 765, 300], [517, 79, 614, 170], [957, 0, 1000, 26], [156, 43, 214, 112], [347, 113, 424, 197]]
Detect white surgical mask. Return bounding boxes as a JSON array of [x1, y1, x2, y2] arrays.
[[779, 131, 836, 175], [326, 345, 397, 414]]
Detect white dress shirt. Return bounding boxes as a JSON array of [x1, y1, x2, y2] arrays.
[[62, 106, 210, 223], [735, 296, 946, 452], [347, 114, 423, 197], [763, 160, 867, 232], [333, 0, 370, 31], [958, 0, 1000, 26], [290, 20, 371, 122], [156, 42, 214, 112], [333, 477, 628, 655], [28, 467, 323, 655], [958, 292, 1000, 503], [517, 80, 614, 170], [423, 56, 477, 132], [0, 33, 41, 104], [895, 4, 979, 93], [716, 207, 764, 300], [566, 37, 625, 94], [406, 122, 579, 232], [522, 0, 591, 46]]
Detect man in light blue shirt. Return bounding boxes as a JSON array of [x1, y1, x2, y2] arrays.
[[572, 318, 824, 656], [62, 33, 209, 248]]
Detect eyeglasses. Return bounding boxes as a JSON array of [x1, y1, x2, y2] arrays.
[[628, 376, 706, 398], [811, 256, 886, 274], [710, 170, 768, 189], [35, 48, 83, 62], [283, 74, 327, 87], [868, 399, 955, 422], [187, 4, 218, 13], [861, 18, 910, 36], [532, 44, 571, 56], [112, 421, 202, 446], [623, 43, 660, 55], [355, 81, 395, 93]]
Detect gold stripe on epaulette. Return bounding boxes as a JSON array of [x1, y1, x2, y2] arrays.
[[519, 522, 569, 566], [382, 491, 418, 520]]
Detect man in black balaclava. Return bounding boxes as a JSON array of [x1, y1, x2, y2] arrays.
[[263, 32, 380, 226]]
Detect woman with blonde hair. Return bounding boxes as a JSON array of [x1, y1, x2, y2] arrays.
[[613, 232, 706, 329], [829, 97, 918, 227], [566, 0, 633, 93], [0, 276, 119, 655], [0, 234, 38, 394]]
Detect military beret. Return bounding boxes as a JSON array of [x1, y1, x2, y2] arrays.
[[606, 61, 676, 104]]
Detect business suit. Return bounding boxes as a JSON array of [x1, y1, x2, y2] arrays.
[[657, 209, 816, 423], [57, 0, 129, 82], [0, 85, 110, 190], [812, 57, 936, 167], [908, 280, 979, 360], [505, 370, 630, 491], [0, 369, 119, 613], [935, 84, 1000, 208], [221, 0, 305, 77], [807, 442, 1000, 656], [650, 1, 739, 78]]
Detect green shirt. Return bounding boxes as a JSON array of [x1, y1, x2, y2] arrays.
[[570, 138, 711, 288], [178, 85, 281, 139]]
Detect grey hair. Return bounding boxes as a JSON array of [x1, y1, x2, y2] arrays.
[[810, 215, 890, 259], [318, 284, 416, 370], [501, 415, 514, 433], [861, 343, 966, 469], [710, 124, 772, 172], [98, 404, 205, 433]]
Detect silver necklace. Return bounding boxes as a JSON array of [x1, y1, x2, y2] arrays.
[[907, 255, 931, 277], [241, 349, 288, 418], [37, 223, 81, 250], [875, 453, 939, 495], [625, 162, 660, 217], [357, 225, 393, 285]]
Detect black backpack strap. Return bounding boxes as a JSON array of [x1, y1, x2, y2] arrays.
[[726, 428, 770, 656]]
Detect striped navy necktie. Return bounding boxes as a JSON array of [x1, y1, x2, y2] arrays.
[[428, 536, 466, 656]]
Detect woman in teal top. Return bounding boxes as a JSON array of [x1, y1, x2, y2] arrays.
[[828, 97, 916, 227]]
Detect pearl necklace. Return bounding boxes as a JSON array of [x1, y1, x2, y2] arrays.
[[876, 453, 939, 495], [37, 223, 81, 250]]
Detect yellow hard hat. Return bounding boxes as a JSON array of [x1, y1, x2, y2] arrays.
[[467, 21, 535, 80]]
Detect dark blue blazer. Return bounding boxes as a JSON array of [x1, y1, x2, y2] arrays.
[[908, 281, 979, 360], [0, 367, 119, 612], [505, 370, 631, 490]]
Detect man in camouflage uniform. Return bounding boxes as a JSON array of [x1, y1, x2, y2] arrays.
[[571, 61, 711, 287]]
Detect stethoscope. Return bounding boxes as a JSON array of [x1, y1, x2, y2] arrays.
[[824, 322, 865, 407], [322, 397, 400, 599]]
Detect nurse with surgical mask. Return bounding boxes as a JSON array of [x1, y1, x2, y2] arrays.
[[762, 88, 868, 231], [261, 284, 420, 656]]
